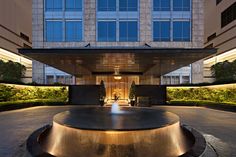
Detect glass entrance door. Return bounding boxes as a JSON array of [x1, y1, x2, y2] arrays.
[[96, 76, 139, 101]]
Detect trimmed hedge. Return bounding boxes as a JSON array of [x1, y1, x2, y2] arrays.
[[168, 100, 236, 106], [168, 100, 236, 112], [0, 99, 67, 111], [0, 84, 68, 102], [167, 87, 236, 104]]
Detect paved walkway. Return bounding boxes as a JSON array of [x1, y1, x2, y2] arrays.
[[0, 106, 236, 157]]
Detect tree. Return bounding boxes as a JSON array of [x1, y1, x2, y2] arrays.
[[211, 60, 236, 82], [99, 80, 106, 100], [0, 60, 26, 83], [129, 81, 136, 100]]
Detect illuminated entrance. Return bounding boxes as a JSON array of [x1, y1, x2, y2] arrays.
[[96, 76, 139, 101]]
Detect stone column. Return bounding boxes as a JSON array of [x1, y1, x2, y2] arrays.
[[84, 0, 96, 44], [139, 0, 152, 44]]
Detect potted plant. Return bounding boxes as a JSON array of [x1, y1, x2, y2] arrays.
[[129, 81, 136, 106], [99, 80, 106, 106]]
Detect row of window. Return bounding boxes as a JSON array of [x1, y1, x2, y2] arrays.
[[153, 21, 190, 41], [46, 21, 82, 41], [221, 2, 236, 28], [46, 0, 82, 11], [45, 0, 191, 12], [45, 20, 191, 42]]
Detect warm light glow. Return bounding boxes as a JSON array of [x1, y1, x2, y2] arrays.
[[204, 48, 236, 65], [114, 75, 122, 80], [0, 48, 32, 67]]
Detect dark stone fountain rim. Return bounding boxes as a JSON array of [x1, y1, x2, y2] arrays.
[[26, 124, 206, 157], [53, 107, 180, 131]]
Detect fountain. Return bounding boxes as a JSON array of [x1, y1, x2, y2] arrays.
[[26, 106, 207, 157]]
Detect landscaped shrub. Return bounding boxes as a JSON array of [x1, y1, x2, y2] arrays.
[[167, 86, 236, 104], [0, 84, 68, 102], [0, 84, 16, 101], [0, 60, 26, 83]]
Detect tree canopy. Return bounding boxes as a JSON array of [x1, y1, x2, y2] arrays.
[[0, 60, 26, 83], [211, 59, 236, 82]]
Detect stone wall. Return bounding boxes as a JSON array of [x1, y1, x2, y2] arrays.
[[32, 0, 205, 84], [32, 0, 204, 48]]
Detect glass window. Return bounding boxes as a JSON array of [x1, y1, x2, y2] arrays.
[[98, 21, 116, 41], [221, 2, 236, 28], [119, 21, 138, 41], [65, 0, 82, 11], [172, 76, 180, 84], [119, 0, 138, 11], [45, 21, 63, 42], [173, 0, 190, 11], [98, 0, 116, 11], [153, 0, 170, 11], [45, 0, 62, 11], [182, 76, 190, 84], [66, 21, 82, 41], [153, 21, 170, 41], [173, 21, 191, 41], [65, 76, 73, 84], [56, 76, 65, 83], [46, 75, 54, 84], [162, 76, 171, 85]]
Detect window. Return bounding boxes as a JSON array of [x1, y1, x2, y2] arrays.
[[162, 76, 171, 85], [98, 21, 116, 41], [45, 0, 62, 11], [172, 76, 180, 84], [173, 21, 191, 41], [98, 0, 116, 11], [65, 0, 82, 11], [56, 76, 65, 83], [119, 21, 138, 41], [182, 76, 190, 84], [173, 0, 190, 11], [65, 76, 73, 84], [153, 21, 170, 41], [45, 21, 63, 42], [119, 0, 138, 11], [66, 21, 82, 41], [153, 0, 170, 11], [216, 0, 222, 5], [207, 33, 216, 42], [221, 2, 236, 28], [46, 75, 54, 84]]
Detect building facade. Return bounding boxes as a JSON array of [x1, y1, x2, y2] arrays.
[[204, 0, 236, 82], [0, 0, 32, 83], [25, 0, 214, 100]]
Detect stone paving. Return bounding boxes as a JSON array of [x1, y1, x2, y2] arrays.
[[0, 106, 235, 157]]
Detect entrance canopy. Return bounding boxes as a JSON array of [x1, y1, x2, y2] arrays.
[[19, 47, 216, 76]]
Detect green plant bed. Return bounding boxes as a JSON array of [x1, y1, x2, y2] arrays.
[[168, 100, 236, 112], [0, 99, 68, 112]]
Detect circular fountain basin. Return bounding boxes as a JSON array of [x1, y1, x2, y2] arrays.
[[32, 107, 198, 157]]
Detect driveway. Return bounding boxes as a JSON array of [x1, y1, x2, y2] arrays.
[[0, 106, 235, 157]]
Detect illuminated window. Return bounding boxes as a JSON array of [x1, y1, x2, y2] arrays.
[[119, 0, 138, 11], [66, 21, 82, 41], [45, 21, 63, 42], [65, 0, 82, 11], [153, 0, 170, 11], [45, 0, 62, 11], [153, 21, 170, 41], [119, 21, 138, 41], [98, 21, 116, 41]]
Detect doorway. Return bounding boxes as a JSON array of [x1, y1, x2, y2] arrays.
[[96, 76, 139, 103]]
